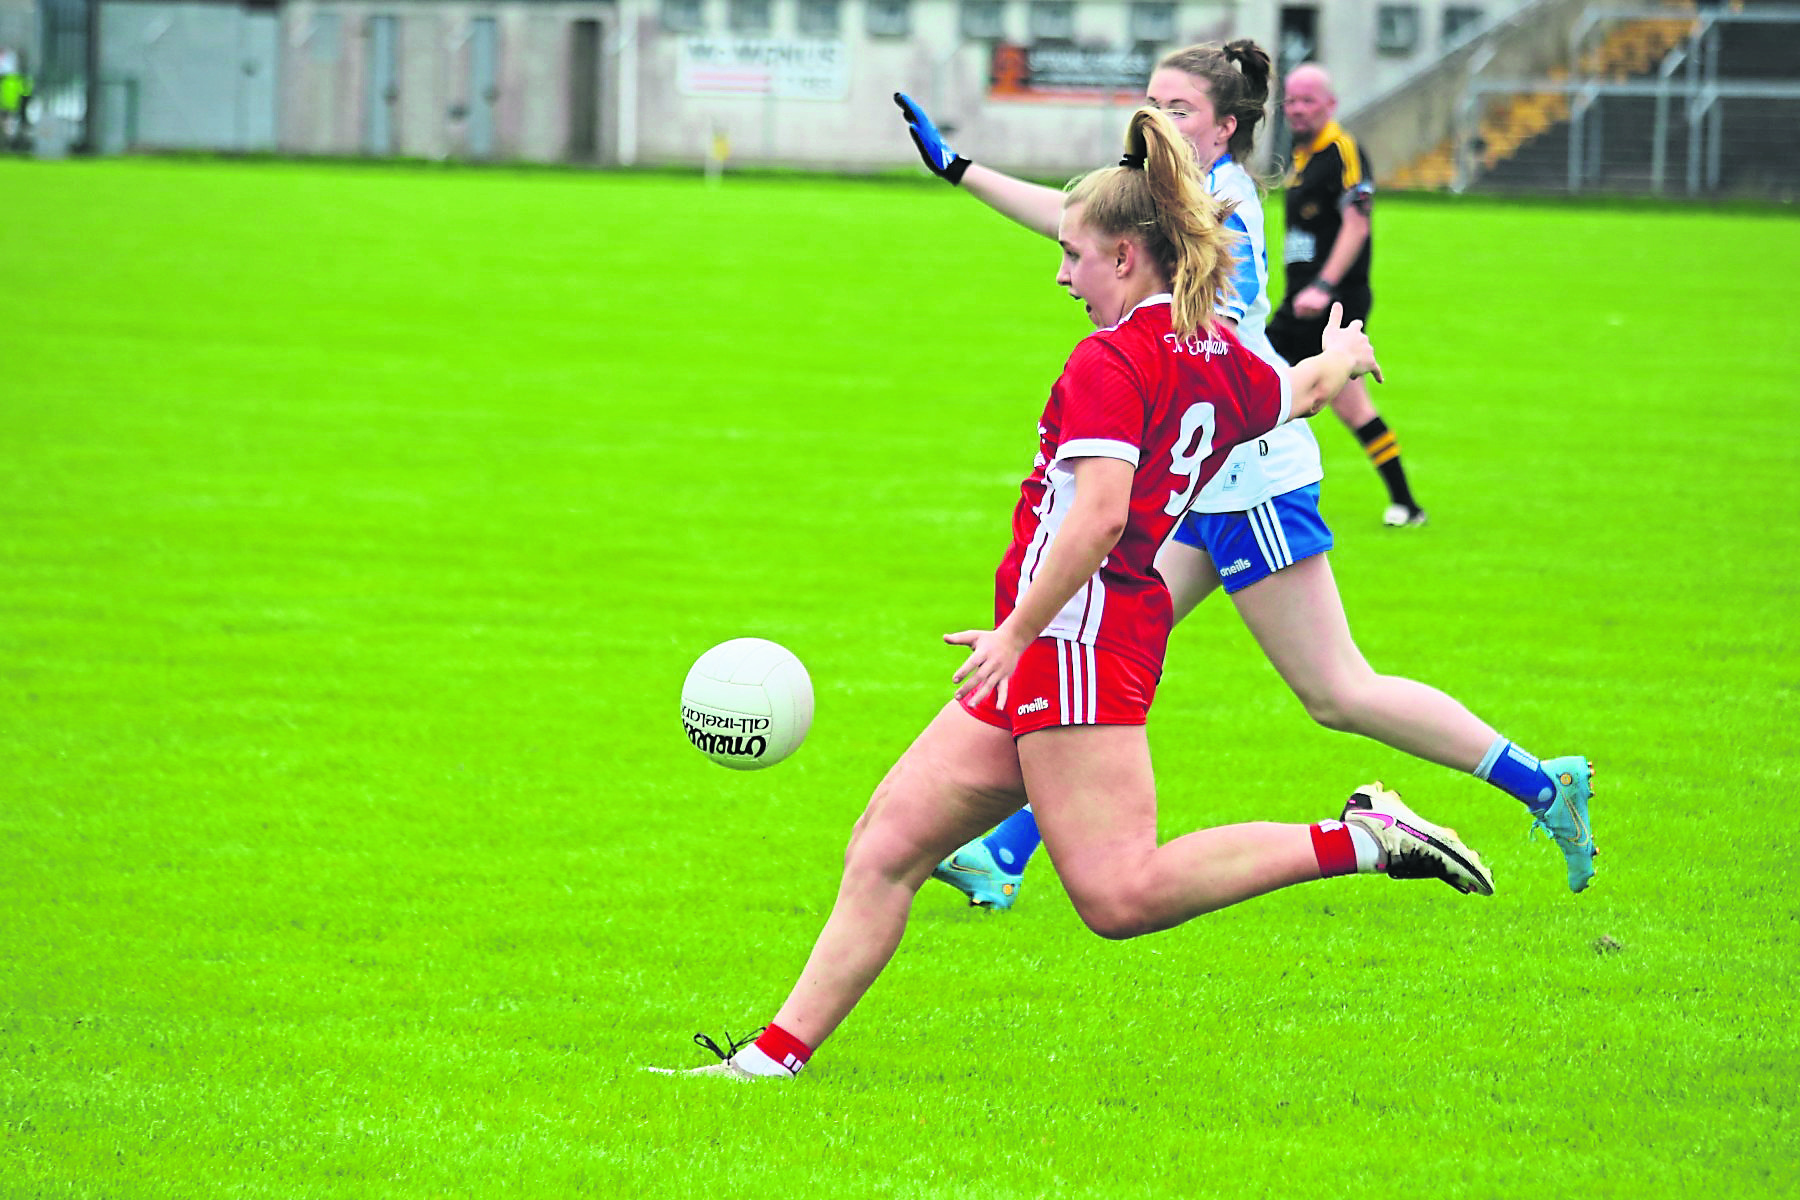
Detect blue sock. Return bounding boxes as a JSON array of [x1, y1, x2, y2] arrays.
[[980, 805, 1042, 874], [1474, 737, 1556, 813]]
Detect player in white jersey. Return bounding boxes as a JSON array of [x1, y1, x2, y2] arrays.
[[895, 40, 1597, 899], [1189, 153, 1319, 507], [651, 110, 1487, 1081]]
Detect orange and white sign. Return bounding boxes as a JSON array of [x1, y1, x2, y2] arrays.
[[988, 43, 1154, 103]]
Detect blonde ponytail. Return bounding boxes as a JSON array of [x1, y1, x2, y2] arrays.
[[1064, 107, 1236, 336]]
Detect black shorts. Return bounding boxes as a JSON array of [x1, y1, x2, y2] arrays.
[[1267, 285, 1373, 364]]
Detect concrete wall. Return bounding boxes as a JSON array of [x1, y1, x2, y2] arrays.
[[269, 0, 1261, 171], [0, 0, 34, 58], [1312, 0, 1539, 102], [278, 0, 623, 162], [631, 0, 1242, 173], [1343, 0, 1593, 181], [95, 0, 280, 152], [50, 0, 1548, 174], [615, 0, 1535, 174]]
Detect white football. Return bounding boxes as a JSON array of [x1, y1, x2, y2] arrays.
[[681, 638, 813, 770]]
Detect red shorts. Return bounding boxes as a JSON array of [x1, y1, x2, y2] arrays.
[[958, 637, 1159, 737]]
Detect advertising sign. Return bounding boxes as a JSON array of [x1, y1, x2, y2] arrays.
[[679, 38, 850, 100], [989, 43, 1156, 101]]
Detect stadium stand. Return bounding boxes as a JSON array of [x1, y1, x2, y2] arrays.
[[1389, 2, 1800, 198]]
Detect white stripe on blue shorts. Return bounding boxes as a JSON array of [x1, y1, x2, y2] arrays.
[[1248, 499, 1296, 570]]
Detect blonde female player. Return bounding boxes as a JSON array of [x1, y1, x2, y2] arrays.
[[650, 108, 1491, 1080], [895, 41, 1596, 902]]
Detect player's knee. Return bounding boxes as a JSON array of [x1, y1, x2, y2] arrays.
[[1293, 681, 1358, 733], [840, 824, 913, 891], [1078, 904, 1150, 941], [1067, 887, 1159, 941], [842, 783, 940, 886]]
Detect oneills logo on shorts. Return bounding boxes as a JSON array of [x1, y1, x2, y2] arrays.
[[1218, 557, 1253, 577], [1016, 696, 1051, 717]]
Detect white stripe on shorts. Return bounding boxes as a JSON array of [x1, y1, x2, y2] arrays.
[[1056, 639, 1098, 725], [1085, 644, 1097, 722], [1248, 499, 1295, 571], [1055, 640, 1069, 723]]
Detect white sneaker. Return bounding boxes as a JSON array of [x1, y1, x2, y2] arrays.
[[1382, 504, 1429, 527], [1341, 782, 1494, 896], [643, 1030, 768, 1080]]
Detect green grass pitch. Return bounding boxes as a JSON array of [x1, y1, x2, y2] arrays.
[[3, 157, 1797, 1198]]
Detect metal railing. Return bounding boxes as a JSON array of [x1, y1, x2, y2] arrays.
[[1455, 4, 1800, 195]]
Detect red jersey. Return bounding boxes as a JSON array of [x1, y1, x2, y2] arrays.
[[994, 296, 1292, 676]]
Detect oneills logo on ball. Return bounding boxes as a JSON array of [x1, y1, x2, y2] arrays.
[[683, 706, 772, 758]]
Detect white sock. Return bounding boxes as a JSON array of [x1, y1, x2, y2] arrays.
[[731, 1042, 798, 1077], [1348, 825, 1385, 872]]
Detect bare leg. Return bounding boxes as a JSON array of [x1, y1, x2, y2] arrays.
[[923, 544, 1220, 884], [1020, 724, 1322, 940], [1327, 375, 1379, 430], [770, 702, 1026, 1049], [1231, 554, 1495, 770], [1153, 538, 1224, 625], [1330, 378, 1422, 518]]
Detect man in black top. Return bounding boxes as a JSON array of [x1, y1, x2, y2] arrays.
[[1268, 64, 1426, 527]]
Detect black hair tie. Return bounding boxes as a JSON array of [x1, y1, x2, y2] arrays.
[[1119, 151, 1147, 169]]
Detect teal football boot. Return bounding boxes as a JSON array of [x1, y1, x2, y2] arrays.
[[930, 839, 1024, 910], [1532, 756, 1596, 892]]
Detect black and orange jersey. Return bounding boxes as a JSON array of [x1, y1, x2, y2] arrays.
[[1281, 120, 1375, 296]]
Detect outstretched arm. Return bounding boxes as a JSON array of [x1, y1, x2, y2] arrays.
[[959, 164, 1065, 240], [895, 93, 1064, 240]]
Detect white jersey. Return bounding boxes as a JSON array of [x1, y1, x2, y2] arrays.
[[1189, 157, 1325, 514]]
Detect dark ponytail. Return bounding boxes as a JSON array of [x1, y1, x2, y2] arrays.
[[1220, 39, 1272, 160], [1157, 39, 1275, 162]]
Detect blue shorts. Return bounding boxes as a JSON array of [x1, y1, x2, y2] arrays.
[[1169, 484, 1334, 595]]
